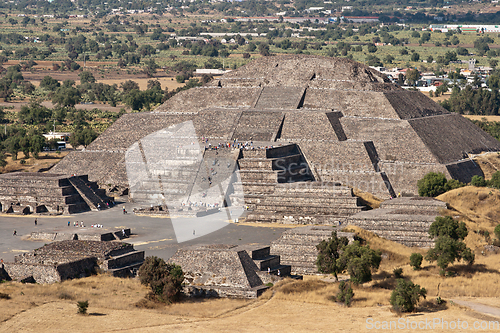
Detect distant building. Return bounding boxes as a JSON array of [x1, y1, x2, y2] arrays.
[[43, 132, 71, 141]]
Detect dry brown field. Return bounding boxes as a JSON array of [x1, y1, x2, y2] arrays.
[[464, 115, 500, 122]]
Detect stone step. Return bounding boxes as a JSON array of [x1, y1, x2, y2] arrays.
[[103, 250, 145, 270], [244, 195, 360, 205], [238, 159, 273, 170], [250, 205, 365, 215], [253, 255, 281, 271], [239, 170, 277, 182], [241, 149, 267, 159], [246, 212, 346, 225], [248, 246, 270, 260], [239, 182, 276, 194], [269, 265, 292, 277], [273, 186, 353, 196], [106, 261, 144, 277]]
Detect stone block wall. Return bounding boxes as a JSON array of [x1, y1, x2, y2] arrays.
[[3, 263, 61, 284], [279, 111, 340, 141]]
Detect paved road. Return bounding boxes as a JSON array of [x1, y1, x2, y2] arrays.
[[0, 200, 290, 262], [452, 299, 500, 319]]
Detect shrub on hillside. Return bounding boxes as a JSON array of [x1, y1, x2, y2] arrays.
[[336, 281, 354, 306], [393, 268, 403, 278], [417, 172, 464, 197], [390, 279, 426, 313], [138, 256, 184, 304], [77, 300, 88, 315], [471, 175, 487, 187], [495, 224, 500, 241], [489, 171, 500, 189], [409, 253, 423, 270]]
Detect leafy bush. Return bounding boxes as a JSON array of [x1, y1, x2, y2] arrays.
[[393, 268, 403, 278], [336, 281, 354, 307], [445, 179, 465, 191], [495, 224, 500, 240], [77, 300, 88, 314], [489, 171, 500, 189], [417, 172, 464, 197], [390, 279, 426, 313], [409, 253, 423, 270], [138, 256, 184, 304], [417, 172, 447, 197], [471, 175, 487, 187]]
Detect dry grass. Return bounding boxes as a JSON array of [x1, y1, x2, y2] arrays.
[[353, 188, 383, 209], [437, 186, 500, 237], [474, 152, 500, 179], [96, 77, 191, 91], [464, 115, 500, 122], [0, 151, 69, 174]]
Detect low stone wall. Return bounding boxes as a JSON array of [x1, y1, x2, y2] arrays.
[[182, 285, 266, 299], [3, 262, 61, 284]]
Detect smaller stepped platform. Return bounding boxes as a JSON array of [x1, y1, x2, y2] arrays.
[[347, 197, 447, 247], [169, 244, 298, 299], [0, 173, 111, 215], [1, 240, 144, 283], [271, 226, 355, 275]]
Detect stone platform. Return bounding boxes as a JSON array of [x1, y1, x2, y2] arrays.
[[270, 225, 355, 275], [347, 197, 447, 247], [1, 239, 144, 283], [0, 173, 111, 215], [168, 243, 298, 298]]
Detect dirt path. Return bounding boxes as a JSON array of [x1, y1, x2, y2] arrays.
[[452, 299, 500, 318]]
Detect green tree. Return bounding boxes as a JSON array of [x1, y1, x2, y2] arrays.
[[426, 216, 474, 274], [79, 71, 96, 84], [258, 43, 270, 56], [409, 253, 423, 270], [52, 86, 81, 107], [0, 152, 6, 168], [70, 127, 97, 148], [316, 231, 349, 280], [405, 69, 420, 86], [337, 241, 382, 285], [18, 103, 52, 125], [39, 76, 61, 91], [390, 279, 426, 313], [411, 52, 420, 62], [429, 216, 468, 240], [138, 256, 184, 304], [383, 54, 394, 64]]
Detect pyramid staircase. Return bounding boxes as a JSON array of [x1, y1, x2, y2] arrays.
[[233, 144, 367, 225], [68, 175, 110, 211]]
